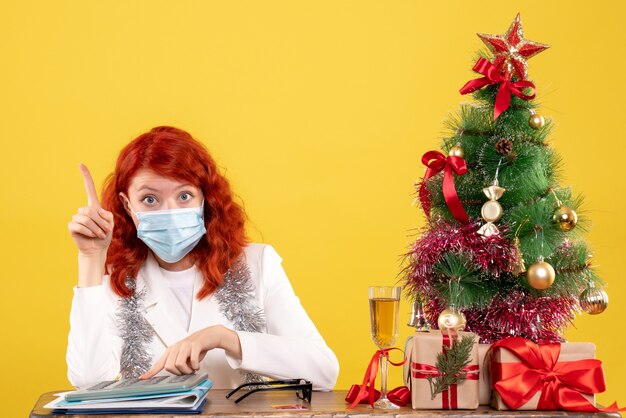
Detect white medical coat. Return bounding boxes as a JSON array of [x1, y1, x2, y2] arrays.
[[66, 244, 339, 390]]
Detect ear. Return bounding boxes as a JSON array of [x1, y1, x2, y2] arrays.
[[118, 192, 132, 217]]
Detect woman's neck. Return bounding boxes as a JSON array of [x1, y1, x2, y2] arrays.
[[154, 254, 195, 272]]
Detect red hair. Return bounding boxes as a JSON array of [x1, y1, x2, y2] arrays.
[[101, 126, 247, 299]]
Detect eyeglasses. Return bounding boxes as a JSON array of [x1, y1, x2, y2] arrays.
[[226, 379, 313, 404]]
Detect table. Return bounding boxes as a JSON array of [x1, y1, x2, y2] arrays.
[[30, 390, 621, 418]]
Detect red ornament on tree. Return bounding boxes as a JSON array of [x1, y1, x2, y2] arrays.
[[419, 150, 470, 224], [478, 13, 549, 80]]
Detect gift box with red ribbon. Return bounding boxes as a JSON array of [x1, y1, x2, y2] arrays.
[[488, 337, 622, 411], [477, 343, 492, 405], [410, 330, 480, 409]]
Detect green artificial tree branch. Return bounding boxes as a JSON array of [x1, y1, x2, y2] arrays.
[[427, 335, 475, 400]]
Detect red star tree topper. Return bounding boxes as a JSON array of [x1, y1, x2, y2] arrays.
[[478, 13, 549, 80]]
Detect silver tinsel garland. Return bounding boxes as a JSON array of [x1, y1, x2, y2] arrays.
[[118, 279, 155, 379], [118, 254, 267, 384], [215, 254, 267, 384]]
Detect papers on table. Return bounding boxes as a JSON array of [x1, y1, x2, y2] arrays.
[[44, 379, 212, 414]]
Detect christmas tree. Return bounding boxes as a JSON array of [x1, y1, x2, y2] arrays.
[[405, 14, 608, 343]]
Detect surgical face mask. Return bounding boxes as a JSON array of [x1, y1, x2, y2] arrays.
[[127, 200, 207, 263]]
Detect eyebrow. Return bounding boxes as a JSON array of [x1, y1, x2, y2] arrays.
[[136, 184, 196, 193], [137, 186, 160, 193]]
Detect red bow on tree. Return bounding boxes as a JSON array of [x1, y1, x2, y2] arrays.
[[459, 58, 536, 120], [489, 337, 625, 412], [419, 151, 469, 224]]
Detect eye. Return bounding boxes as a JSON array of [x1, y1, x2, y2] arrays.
[[142, 195, 157, 205], [180, 192, 193, 202]]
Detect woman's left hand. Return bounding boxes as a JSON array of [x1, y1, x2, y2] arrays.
[[139, 325, 242, 379]]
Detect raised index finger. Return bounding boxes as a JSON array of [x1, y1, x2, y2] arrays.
[[79, 163, 100, 207]]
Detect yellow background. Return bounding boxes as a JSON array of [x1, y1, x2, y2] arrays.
[[1, 1, 624, 416]]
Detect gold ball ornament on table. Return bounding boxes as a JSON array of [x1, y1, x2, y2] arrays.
[[448, 146, 464, 158], [526, 257, 556, 290], [529, 114, 545, 130], [437, 308, 467, 332], [579, 287, 609, 315], [553, 206, 578, 231]]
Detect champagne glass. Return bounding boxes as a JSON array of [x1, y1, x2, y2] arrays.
[[368, 286, 401, 409]]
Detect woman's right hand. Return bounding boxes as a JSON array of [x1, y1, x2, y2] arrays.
[[68, 164, 114, 257], [69, 164, 114, 287]]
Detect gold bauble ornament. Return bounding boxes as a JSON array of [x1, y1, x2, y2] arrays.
[[553, 206, 578, 231], [526, 259, 556, 290], [448, 146, 464, 158], [437, 308, 467, 332], [579, 287, 609, 315], [529, 114, 545, 129]]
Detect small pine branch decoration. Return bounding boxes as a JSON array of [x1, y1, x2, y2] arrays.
[[427, 335, 475, 400]]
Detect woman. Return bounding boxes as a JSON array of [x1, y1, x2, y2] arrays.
[[67, 126, 339, 390]]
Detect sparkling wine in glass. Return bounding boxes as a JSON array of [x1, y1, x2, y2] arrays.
[[368, 286, 401, 409]]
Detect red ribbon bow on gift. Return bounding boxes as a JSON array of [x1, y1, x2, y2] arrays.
[[346, 348, 410, 409], [459, 58, 536, 120], [419, 150, 469, 224], [488, 337, 625, 412]]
